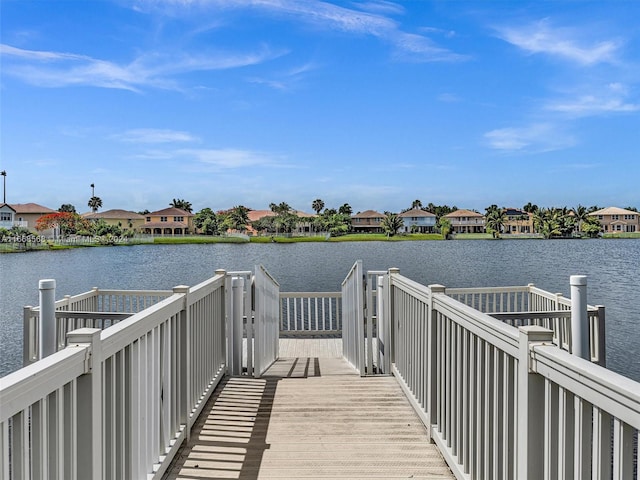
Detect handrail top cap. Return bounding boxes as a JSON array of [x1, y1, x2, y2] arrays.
[[39, 279, 56, 289], [570, 275, 587, 285]]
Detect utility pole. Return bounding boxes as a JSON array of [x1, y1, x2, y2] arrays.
[[1, 170, 6, 203]]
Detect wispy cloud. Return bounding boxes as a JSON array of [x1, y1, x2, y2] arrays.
[[114, 128, 199, 143], [484, 123, 576, 153], [495, 19, 620, 65], [0, 43, 282, 91], [248, 61, 318, 90], [545, 83, 640, 116], [137, 0, 466, 62], [176, 148, 287, 168]]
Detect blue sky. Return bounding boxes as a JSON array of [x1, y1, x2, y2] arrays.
[[1, 0, 639, 214]]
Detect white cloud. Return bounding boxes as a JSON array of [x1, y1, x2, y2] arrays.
[[115, 129, 199, 143], [176, 148, 285, 168], [547, 95, 640, 115], [0, 43, 281, 91], [484, 123, 576, 153], [496, 19, 620, 65], [248, 61, 318, 90], [136, 0, 465, 62]]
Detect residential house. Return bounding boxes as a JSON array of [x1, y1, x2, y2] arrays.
[[7, 203, 57, 234], [398, 209, 437, 233], [0, 204, 23, 230], [444, 209, 485, 234], [351, 210, 384, 233], [141, 207, 194, 235], [589, 207, 639, 233], [83, 209, 146, 232], [503, 208, 533, 234]]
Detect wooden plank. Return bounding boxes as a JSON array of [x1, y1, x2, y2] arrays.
[[165, 355, 454, 479]]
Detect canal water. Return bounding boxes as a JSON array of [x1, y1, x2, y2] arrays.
[[1, 239, 639, 381]]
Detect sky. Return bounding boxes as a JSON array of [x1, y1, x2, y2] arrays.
[[1, 0, 639, 215]]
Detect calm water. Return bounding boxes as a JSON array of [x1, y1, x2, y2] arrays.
[[1, 240, 639, 381]]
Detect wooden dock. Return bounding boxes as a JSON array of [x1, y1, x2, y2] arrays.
[[164, 339, 453, 479]]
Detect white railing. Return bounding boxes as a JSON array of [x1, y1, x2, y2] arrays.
[[388, 270, 639, 480], [2, 273, 227, 480], [23, 288, 173, 366], [253, 265, 280, 377], [341, 260, 365, 374], [445, 284, 606, 366], [279, 292, 342, 335]]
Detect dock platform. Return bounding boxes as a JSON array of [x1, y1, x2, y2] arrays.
[[164, 339, 454, 479]]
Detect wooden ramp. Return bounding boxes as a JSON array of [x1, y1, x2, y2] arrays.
[[165, 340, 453, 480]]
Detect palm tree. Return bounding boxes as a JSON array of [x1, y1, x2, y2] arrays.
[[170, 198, 193, 213], [437, 217, 452, 238], [380, 213, 403, 237], [311, 199, 325, 215], [228, 205, 249, 232], [411, 199, 423, 210], [485, 207, 506, 238], [572, 204, 588, 232], [88, 196, 102, 213], [338, 203, 352, 216]]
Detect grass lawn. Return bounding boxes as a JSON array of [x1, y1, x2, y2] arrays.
[[153, 236, 248, 244], [603, 232, 640, 239], [453, 233, 494, 240], [329, 233, 444, 242]]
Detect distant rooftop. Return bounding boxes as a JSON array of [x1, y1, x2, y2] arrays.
[[10, 203, 56, 214]]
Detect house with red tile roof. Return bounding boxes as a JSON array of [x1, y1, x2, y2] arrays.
[[140, 207, 194, 235]]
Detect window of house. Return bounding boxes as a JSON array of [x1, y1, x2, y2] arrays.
[[598, 215, 603, 220], [612, 215, 619, 220], [174, 216, 184, 222], [161, 216, 167, 222], [146, 217, 151, 222], [0, 212, 12, 221]]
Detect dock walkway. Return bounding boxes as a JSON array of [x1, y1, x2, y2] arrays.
[[164, 339, 453, 479]]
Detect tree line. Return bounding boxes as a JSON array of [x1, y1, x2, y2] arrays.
[[17, 197, 637, 240]]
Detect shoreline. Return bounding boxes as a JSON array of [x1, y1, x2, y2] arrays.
[[2, 232, 639, 253]]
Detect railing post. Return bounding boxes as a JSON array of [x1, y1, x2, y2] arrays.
[[67, 327, 103, 480], [595, 305, 606, 367], [570, 275, 589, 360], [173, 285, 191, 439], [39, 279, 56, 359], [428, 284, 446, 439], [23, 306, 35, 366], [215, 269, 227, 373], [517, 325, 554, 479], [231, 277, 245, 375], [388, 268, 400, 365], [376, 275, 387, 374]]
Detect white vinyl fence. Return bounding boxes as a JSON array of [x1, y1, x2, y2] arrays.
[[23, 288, 172, 366], [279, 292, 342, 335], [1, 273, 226, 480], [446, 284, 606, 365], [252, 265, 280, 377], [341, 260, 365, 374], [388, 270, 639, 480]]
